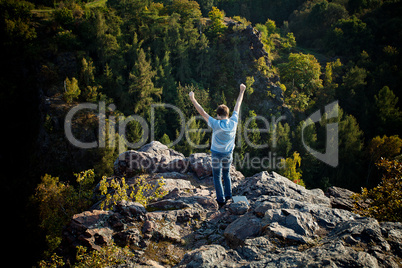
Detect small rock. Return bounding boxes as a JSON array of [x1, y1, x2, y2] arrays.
[[228, 201, 249, 215], [142, 220, 155, 234]]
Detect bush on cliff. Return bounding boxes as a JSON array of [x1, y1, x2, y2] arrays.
[[353, 158, 402, 222], [32, 170, 95, 254]]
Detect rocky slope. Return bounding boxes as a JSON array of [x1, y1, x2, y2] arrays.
[[61, 142, 402, 267]]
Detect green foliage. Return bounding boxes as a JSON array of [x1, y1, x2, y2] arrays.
[[32, 170, 95, 253], [6, 0, 402, 264], [75, 243, 134, 267], [207, 6, 227, 38], [327, 16, 372, 56], [353, 158, 402, 222], [279, 151, 305, 187], [245, 76, 255, 95], [129, 48, 162, 114], [63, 77, 81, 103], [319, 58, 342, 102], [99, 175, 166, 209], [162, 0, 202, 22], [38, 252, 65, 268], [290, 0, 348, 48], [367, 135, 402, 164], [279, 52, 323, 111], [53, 7, 75, 27], [280, 53, 323, 96], [160, 133, 171, 146], [38, 243, 134, 268], [0, 0, 37, 46], [375, 86, 402, 133]]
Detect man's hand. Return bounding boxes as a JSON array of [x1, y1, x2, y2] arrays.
[[189, 91, 195, 101], [240, 83, 246, 93], [234, 83, 246, 114]]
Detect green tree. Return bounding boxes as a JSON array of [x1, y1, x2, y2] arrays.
[[0, 0, 36, 48], [107, 0, 146, 37], [327, 16, 372, 56], [157, 51, 177, 103], [279, 151, 305, 186], [366, 135, 402, 185], [185, 118, 207, 155], [94, 120, 121, 177], [280, 53, 323, 97], [338, 65, 368, 123], [80, 57, 100, 102], [129, 48, 162, 114], [274, 122, 292, 158], [207, 6, 227, 39], [32, 170, 95, 253], [160, 133, 171, 146], [318, 58, 342, 103], [162, 0, 202, 22], [334, 108, 364, 189], [375, 86, 402, 134], [244, 110, 261, 152], [64, 77, 81, 103]]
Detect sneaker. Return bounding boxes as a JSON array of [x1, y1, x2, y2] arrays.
[[217, 201, 226, 209]]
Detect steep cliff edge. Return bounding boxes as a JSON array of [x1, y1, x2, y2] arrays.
[[60, 142, 402, 267]]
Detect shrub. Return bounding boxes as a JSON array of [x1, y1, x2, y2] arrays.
[[63, 77, 81, 103], [352, 158, 402, 222], [99, 175, 166, 210], [32, 170, 95, 253], [38, 243, 134, 268], [279, 151, 306, 187], [74, 243, 134, 268]]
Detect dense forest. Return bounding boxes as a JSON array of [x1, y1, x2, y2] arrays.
[[1, 0, 401, 266]]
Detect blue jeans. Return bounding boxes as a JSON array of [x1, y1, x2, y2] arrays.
[[211, 150, 232, 203]]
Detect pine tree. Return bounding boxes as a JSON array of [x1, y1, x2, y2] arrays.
[[207, 7, 227, 39], [63, 77, 81, 103], [129, 48, 162, 114], [375, 86, 402, 134]]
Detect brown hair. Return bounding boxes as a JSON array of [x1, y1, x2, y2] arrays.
[[216, 104, 229, 117]]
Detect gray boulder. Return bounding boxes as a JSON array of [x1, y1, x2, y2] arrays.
[[234, 171, 330, 207], [325, 186, 356, 211], [224, 212, 263, 247], [178, 245, 243, 268], [114, 141, 189, 176], [262, 209, 320, 243], [114, 142, 245, 186]]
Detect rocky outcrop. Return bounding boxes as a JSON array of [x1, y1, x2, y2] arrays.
[[114, 141, 189, 177], [244, 25, 269, 61], [114, 141, 244, 187], [61, 142, 402, 267], [325, 185, 356, 211]]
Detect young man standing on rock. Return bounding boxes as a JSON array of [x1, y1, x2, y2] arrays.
[[189, 84, 246, 207]]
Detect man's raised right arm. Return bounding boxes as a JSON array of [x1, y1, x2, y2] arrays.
[[233, 83, 246, 114]]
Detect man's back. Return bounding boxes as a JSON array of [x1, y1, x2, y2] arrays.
[[208, 111, 238, 153]]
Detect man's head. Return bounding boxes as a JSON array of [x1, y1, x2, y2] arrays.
[[216, 104, 229, 119]]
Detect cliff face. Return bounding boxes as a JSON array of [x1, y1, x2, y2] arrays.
[[61, 141, 402, 267]]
